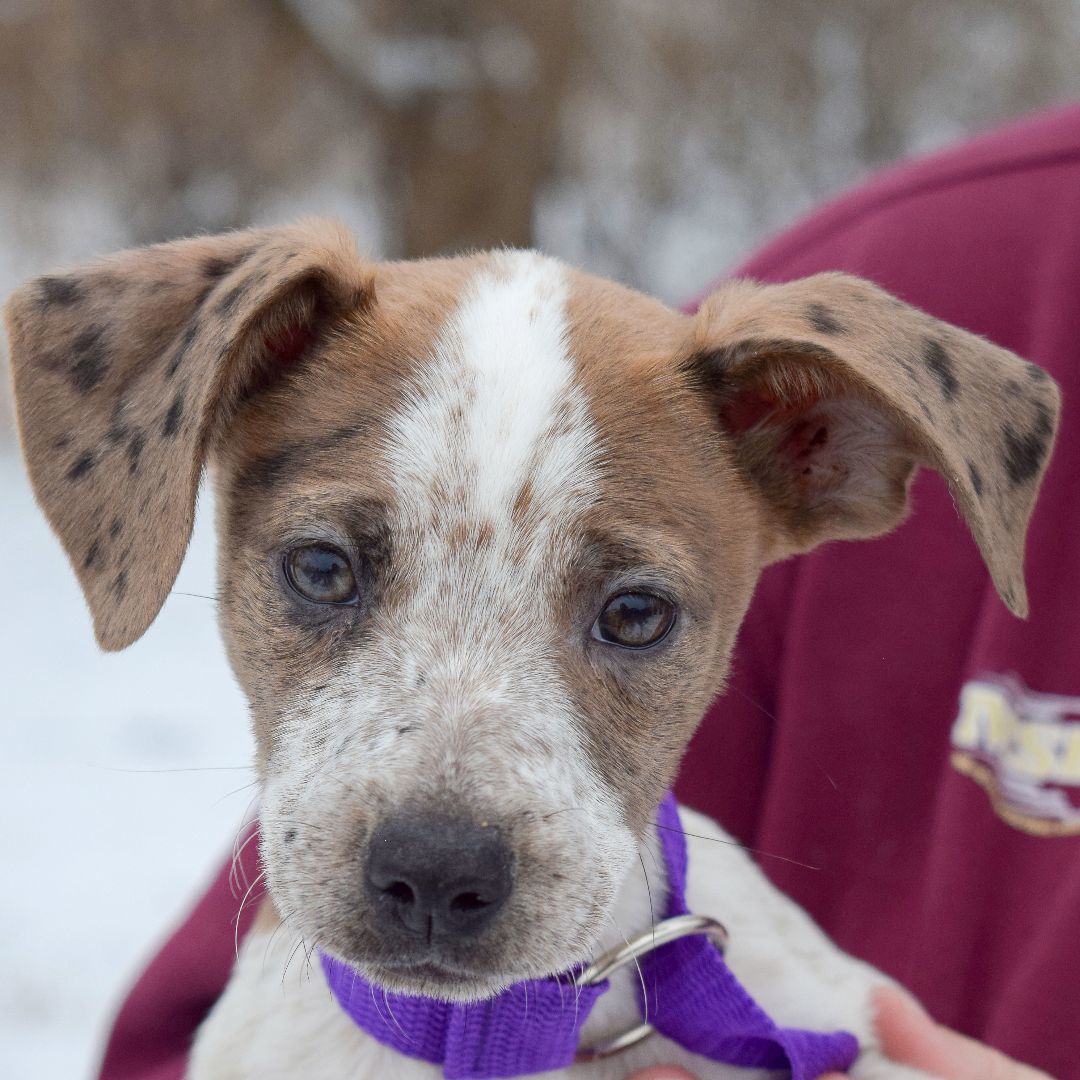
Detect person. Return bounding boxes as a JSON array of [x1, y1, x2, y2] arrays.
[[98, 103, 1080, 1080]]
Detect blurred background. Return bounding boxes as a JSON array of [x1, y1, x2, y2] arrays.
[[2, 1, 1080, 1076]]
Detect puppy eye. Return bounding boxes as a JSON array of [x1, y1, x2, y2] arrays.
[[592, 592, 676, 649], [284, 544, 358, 605]]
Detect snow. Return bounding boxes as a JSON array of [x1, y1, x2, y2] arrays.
[[0, 448, 255, 1079]]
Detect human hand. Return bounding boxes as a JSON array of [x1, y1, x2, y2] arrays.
[[624, 985, 1055, 1080], [819, 984, 1054, 1079]]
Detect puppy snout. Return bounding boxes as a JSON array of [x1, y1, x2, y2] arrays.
[[365, 816, 513, 943]]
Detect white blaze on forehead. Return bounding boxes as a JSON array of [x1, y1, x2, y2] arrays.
[[370, 247, 618, 843], [385, 250, 598, 535]]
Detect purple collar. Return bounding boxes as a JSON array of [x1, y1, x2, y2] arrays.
[[320, 795, 858, 1078]]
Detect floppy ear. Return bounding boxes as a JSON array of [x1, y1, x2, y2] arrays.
[[685, 273, 1061, 618], [5, 219, 371, 650]]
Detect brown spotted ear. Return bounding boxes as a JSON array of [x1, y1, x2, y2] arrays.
[[686, 272, 1061, 617], [4, 219, 371, 650]]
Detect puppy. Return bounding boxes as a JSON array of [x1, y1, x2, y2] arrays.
[[5, 221, 1059, 1079]]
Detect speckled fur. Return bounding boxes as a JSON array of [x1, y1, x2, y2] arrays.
[[4, 220, 1059, 1079]]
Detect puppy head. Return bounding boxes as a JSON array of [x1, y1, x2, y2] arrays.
[[5, 224, 1058, 999]]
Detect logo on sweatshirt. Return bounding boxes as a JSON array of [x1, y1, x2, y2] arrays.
[[951, 675, 1080, 837]]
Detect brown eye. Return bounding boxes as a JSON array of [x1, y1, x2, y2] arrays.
[[593, 592, 676, 649], [284, 544, 358, 605]]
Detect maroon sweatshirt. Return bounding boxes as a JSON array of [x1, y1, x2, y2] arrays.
[[98, 105, 1080, 1080]]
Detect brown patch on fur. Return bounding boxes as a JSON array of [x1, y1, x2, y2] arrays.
[[210, 253, 482, 763], [444, 519, 495, 556], [509, 478, 534, 526], [446, 520, 470, 553], [475, 519, 495, 550], [560, 269, 764, 830]]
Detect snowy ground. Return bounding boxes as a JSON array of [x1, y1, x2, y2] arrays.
[[0, 448, 255, 1079]]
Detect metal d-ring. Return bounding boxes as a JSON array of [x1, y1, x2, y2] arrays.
[[573, 913, 729, 1062]]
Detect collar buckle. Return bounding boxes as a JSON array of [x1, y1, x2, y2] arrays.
[[573, 913, 729, 1062]]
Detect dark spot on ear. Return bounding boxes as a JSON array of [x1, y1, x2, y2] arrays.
[[967, 462, 983, 497], [52, 435, 72, 451], [127, 430, 146, 475], [162, 394, 185, 438], [38, 275, 82, 307], [922, 338, 958, 400], [215, 281, 247, 315], [806, 303, 847, 335], [166, 321, 200, 379], [111, 569, 128, 600], [891, 353, 918, 384], [1026, 362, 1050, 381], [105, 399, 131, 446], [70, 326, 109, 394], [1002, 400, 1054, 486], [203, 253, 245, 281], [284, 829, 297, 844], [67, 450, 97, 481], [109, 517, 124, 541], [83, 540, 101, 569]]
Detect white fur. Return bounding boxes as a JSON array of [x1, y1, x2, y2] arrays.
[[191, 808, 931, 1079], [386, 250, 597, 536]]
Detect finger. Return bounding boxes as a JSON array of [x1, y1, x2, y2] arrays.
[[872, 985, 1054, 1079]]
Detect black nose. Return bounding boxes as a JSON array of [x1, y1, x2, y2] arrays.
[[365, 815, 513, 943]]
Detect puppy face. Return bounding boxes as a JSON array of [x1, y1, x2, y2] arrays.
[[215, 252, 760, 996], [5, 222, 1058, 1000]]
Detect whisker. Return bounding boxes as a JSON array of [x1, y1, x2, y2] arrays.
[[214, 778, 260, 808], [229, 793, 262, 896], [302, 937, 318, 981], [83, 763, 253, 774], [602, 909, 649, 1024], [281, 935, 307, 988], [230, 826, 260, 896], [382, 987, 409, 1041], [638, 851, 660, 1019], [235, 869, 267, 959], [275, 819, 326, 833], [726, 680, 839, 791], [639, 851, 656, 935], [652, 823, 820, 871]]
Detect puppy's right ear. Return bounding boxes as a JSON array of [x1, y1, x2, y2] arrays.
[[5, 220, 372, 650]]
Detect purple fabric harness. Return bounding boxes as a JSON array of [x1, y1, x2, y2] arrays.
[[320, 795, 859, 1078]]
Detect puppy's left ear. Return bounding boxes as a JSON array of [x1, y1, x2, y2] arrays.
[[685, 273, 1060, 617]]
